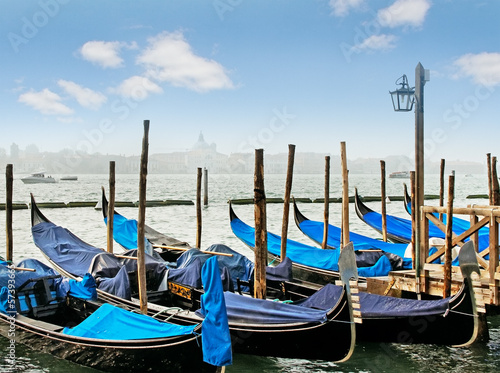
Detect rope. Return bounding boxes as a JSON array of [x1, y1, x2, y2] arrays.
[[152, 306, 185, 319]]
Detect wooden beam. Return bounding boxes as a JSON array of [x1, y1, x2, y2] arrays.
[[203, 168, 208, 206], [493, 156, 500, 206], [280, 144, 295, 259], [422, 205, 500, 217]]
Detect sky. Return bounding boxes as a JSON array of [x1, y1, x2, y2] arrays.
[[1, 0, 499, 163]]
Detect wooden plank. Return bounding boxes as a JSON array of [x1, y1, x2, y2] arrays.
[[443, 174, 454, 298], [107, 161, 115, 254]]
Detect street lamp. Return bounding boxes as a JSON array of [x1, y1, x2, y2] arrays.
[[390, 63, 429, 298], [389, 75, 415, 112]]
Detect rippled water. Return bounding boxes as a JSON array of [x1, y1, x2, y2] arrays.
[[0, 173, 498, 372]]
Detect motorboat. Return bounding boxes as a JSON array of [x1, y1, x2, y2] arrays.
[[21, 172, 56, 184]]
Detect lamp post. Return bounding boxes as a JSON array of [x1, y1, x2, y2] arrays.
[[390, 63, 429, 297]]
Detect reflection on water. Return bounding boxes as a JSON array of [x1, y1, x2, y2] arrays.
[[0, 173, 498, 372]]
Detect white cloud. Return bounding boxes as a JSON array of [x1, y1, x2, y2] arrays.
[[353, 34, 398, 52], [137, 31, 234, 92], [58, 80, 107, 109], [80, 41, 136, 68], [378, 0, 431, 28], [454, 52, 500, 87], [329, 0, 365, 17], [110, 76, 163, 100], [18, 89, 73, 115]]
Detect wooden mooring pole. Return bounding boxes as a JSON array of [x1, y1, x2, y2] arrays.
[[380, 160, 387, 242], [443, 173, 454, 298], [492, 156, 499, 205], [439, 159, 445, 222], [280, 144, 295, 260], [106, 161, 115, 253], [137, 120, 149, 314], [322, 156, 330, 250], [410, 171, 416, 268], [340, 142, 349, 248], [203, 168, 208, 206], [5, 164, 13, 263], [254, 149, 267, 299], [196, 167, 202, 249], [487, 153, 493, 205]]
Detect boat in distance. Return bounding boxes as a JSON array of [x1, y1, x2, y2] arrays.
[[60, 175, 78, 181], [389, 171, 411, 178], [21, 172, 56, 184]]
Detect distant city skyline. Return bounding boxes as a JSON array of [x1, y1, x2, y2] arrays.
[[2, 1, 499, 163]]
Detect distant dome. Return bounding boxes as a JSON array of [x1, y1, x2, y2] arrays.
[[192, 132, 210, 150], [192, 132, 216, 151]]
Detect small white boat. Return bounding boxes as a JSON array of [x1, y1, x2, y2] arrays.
[[21, 172, 56, 184], [389, 171, 410, 179], [60, 176, 78, 181]]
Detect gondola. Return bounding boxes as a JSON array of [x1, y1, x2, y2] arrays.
[[356, 188, 490, 256], [229, 202, 399, 283], [0, 259, 217, 372], [292, 199, 412, 269], [403, 184, 489, 236], [101, 188, 191, 262], [266, 240, 484, 346], [30, 194, 356, 362]]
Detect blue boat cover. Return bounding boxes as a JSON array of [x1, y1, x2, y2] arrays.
[[230, 217, 393, 277], [0, 258, 60, 289], [198, 256, 232, 366], [297, 219, 412, 269], [62, 302, 197, 340], [295, 283, 450, 318], [362, 210, 490, 256], [32, 221, 104, 278], [222, 291, 328, 324], [104, 214, 153, 255]]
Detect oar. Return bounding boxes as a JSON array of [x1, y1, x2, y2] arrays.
[[12, 267, 36, 272], [153, 245, 233, 257]]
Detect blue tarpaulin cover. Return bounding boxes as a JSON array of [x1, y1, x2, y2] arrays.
[[230, 217, 393, 277], [363, 209, 490, 258], [295, 283, 450, 318], [198, 256, 232, 366], [62, 302, 197, 340], [222, 291, 328, 324], [32, 222, 103, 278], [104, 214, 153, 255], [297, 219, 412, 269]]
